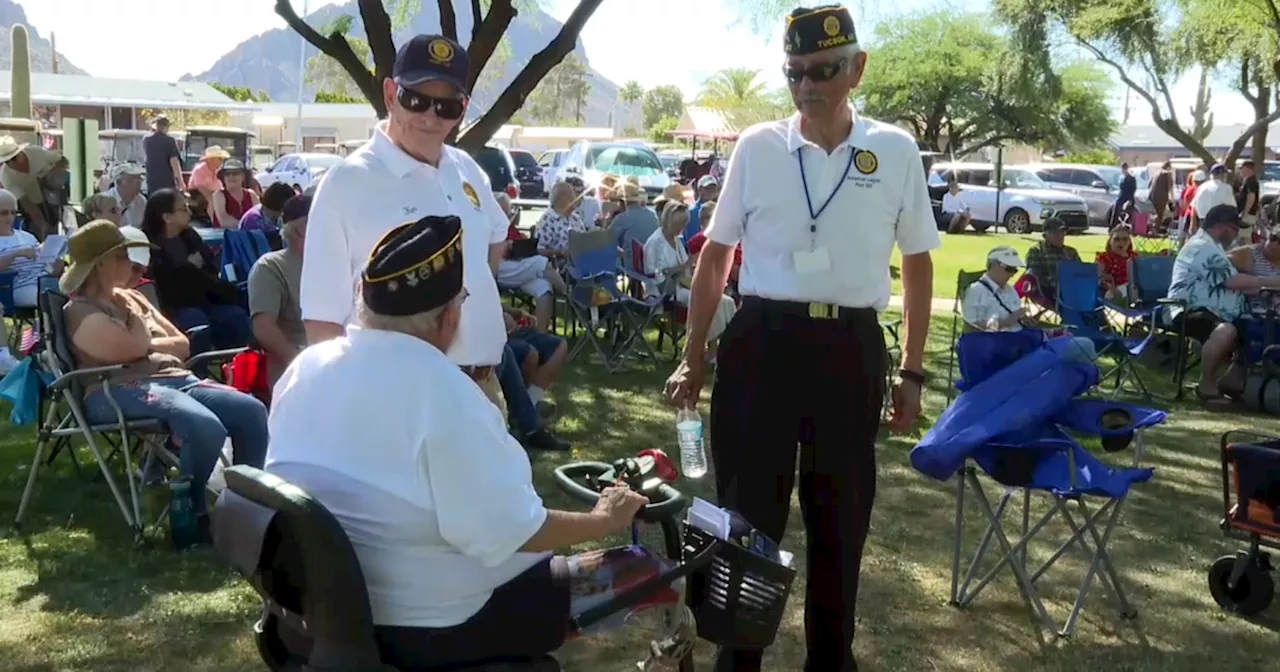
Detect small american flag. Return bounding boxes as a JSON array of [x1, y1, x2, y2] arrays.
[[18, 325, 38, 357]]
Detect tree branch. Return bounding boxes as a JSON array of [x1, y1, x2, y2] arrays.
[[275, 0, 386, 116], [437, 0, 458, 40], [466, 0, 517, 90], [1225, 108, 1280, 166], [1240, 57, 1258, 106], [470, 0, 483, 44], [458, 0, 605, 150], [1073, 37, 1213, 164], [359, 0, 396, 83], [952, 134, 1019, 159]]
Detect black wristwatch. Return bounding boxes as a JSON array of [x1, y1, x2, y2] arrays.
[[897, 368, 926, 387]]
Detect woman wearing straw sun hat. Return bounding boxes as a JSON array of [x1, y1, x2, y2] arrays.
[[188, 146, 231, 218], [59, 219, 268, 542]]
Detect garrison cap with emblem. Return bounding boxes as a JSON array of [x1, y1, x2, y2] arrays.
[[362, 215, 464, 316], [784, 5, 859, 55], [394, 34, 470, 94]]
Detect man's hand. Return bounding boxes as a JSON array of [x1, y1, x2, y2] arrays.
[[520, 311, 538, 329], [663, 358, 706, 409], [503, 312, 517, 334], [888, 376, 922, 432], [592, 485, 648, 532]]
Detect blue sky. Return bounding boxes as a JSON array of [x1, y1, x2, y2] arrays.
[[23, 0, 1255, 126]]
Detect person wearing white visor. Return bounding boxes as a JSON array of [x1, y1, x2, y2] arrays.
[[119, 225, 161, 309], [963, 244, 1097, 361]]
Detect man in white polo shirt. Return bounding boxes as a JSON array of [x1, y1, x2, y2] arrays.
[[664, 5, 938, 671], [300, 34, 510, 406]]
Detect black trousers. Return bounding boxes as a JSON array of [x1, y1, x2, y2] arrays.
[[708, 297, 886, 672]]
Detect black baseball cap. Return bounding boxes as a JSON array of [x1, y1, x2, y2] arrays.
[[393, 34, 469, 94], [1042, 217, 1066, 233], [1203, 203, 1242, 229]]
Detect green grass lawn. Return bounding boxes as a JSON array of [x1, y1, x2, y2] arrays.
[[893, 231, 1175, 300], [2, 316, 1279, 671]]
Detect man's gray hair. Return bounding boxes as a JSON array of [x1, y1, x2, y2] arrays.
[[354, 289, 448, 337], [0, 188, 15, 208], [281, 214, 307, 239], [549, 181, 575, 206]]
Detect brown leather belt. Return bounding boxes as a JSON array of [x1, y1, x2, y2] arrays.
[[460, 365, 495, 381]]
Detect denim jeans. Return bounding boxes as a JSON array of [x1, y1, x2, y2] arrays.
[[497, 343, 541, 437], [174, 305, 253, 354], [83, 375, 269, 513]]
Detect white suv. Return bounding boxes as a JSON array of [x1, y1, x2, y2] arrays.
[[928, 162, 1090, 234]]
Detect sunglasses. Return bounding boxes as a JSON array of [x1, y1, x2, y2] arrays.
[[783, 58, 847, 84], [1001, 264, 1019, 274], [397, 86, 466, 120]]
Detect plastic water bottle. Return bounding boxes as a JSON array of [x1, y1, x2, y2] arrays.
[[676, 408, 708, 479], [168, 476, 200, 551]]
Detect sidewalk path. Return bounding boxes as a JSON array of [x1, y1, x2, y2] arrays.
[[887, 295, 955, 311]]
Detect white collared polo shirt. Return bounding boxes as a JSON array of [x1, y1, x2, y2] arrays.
[[300, 123, 509, 366], [706, 108, 941, 310]]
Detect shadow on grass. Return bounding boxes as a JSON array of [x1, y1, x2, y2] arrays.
[[1, 314, 1280, 670]]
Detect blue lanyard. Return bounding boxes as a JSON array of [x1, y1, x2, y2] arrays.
[[797, 147, 856, 222]]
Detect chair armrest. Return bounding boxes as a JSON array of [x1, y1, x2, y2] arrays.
[[48, 363, 130, 391], [185, 347, 249, 372]]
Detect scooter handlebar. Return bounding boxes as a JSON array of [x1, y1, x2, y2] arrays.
[[552, 461, 688, 524]]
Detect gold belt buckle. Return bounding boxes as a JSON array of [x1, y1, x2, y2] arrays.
[[808, 302, 838, 319]]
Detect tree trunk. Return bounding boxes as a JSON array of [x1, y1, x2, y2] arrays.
[[276, 0, 386, 117], [1251, 87, 1270, 167], [456, 0, 605, 152], [466, 1, 516, 91]]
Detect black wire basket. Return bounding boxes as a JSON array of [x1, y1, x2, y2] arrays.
[[683, 523, 797, 649]]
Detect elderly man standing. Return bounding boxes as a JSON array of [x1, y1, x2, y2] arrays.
[[301, 34, 510, 409], [664, 6, 938, 671], [143, 114, 185, 194], [1191, 163, 1239, 239], [108, 163, 147, 228]]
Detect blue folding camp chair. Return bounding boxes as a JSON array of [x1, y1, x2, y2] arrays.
[[912, 332, 1164, 637], [1057, 261, 1159, 398], [563, 229, 659, 372]]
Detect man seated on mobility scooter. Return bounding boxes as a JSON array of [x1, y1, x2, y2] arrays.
[[264, 215, 695, 670]]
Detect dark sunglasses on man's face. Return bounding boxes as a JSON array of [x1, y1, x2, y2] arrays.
[[1002, 264, 1019, 274], [397, 86, 466, 120], [783, 58, 847, 85]]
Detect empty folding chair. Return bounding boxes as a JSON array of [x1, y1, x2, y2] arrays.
[[562, 230, 658, 372], [1056, 261, 1159, 398]]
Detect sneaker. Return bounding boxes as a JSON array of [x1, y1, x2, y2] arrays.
[[638, 605, 696, 671], [524, 428, 571, 452], [536, 399, 558, 421]]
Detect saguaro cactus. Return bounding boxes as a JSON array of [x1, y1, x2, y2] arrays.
[[10, 24, 31, 119]]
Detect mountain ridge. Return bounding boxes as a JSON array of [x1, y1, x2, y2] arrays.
[[0, 0, 87, 76]]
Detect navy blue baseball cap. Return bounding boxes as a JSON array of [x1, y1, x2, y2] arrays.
[[393, 34, 469, 93]]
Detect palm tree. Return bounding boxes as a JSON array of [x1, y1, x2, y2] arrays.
[[696, 68, 768, 109], [618, 80, 645, 131]]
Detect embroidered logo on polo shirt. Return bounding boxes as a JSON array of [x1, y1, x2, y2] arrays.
[[428, 39, 455, 65], [461, 181, 481, 209], [823, 16, 841, 37], [854, 149, 878, 175]]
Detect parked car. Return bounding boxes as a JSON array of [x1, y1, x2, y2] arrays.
[[256, 153, 343, 193], [1024, 163, 1149, 228], [928, 162, 1090, 234], [509, 149, 544, 199], [560, 141, 672, 201], [474, 144, 519, 201], [538, 148, 569, 194]]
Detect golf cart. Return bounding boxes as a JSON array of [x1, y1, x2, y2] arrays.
[[339, 138, 368, 156], [312, 142, 339, 155], [250, 144, 276, 172], [98, 129, 148, 190], [183, 125, 259, 190]]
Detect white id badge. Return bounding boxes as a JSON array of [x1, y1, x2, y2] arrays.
[[793, 247, 832, 274]]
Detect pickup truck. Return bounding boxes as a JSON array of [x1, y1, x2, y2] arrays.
[[928, 162, 1090, 234]]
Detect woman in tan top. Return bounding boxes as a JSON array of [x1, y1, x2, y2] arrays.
[[61, 220, 268, 540]]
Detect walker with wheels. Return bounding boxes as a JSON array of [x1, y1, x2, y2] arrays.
[[553, 450, 798, 668], [1211, 431, 1280, 616]]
